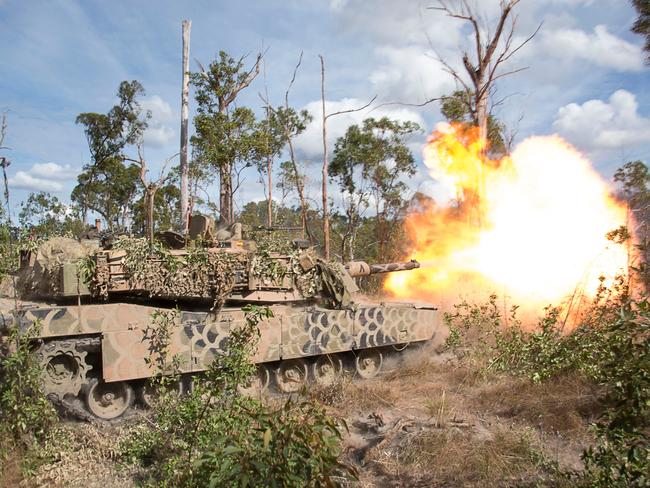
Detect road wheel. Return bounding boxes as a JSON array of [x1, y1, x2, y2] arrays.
[[275, 359, 308, 393], [86, 379, 134, 420], [355, 349, 383, 379], [312, 355, 343, 386]]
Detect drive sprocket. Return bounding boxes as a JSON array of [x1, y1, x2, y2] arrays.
[[37, 339, 93, 398]]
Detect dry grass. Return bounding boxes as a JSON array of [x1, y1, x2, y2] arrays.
[[0, 451, 24, 488], [470, 373, 602, 435], [310, 378, 399, 415], [25, 423, 138, 488], [356, 422, 572, 488], [334, 354, 597, 487]]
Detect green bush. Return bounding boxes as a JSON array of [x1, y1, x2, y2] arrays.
[[123, 305, 355, 487], [0, 322, 55, 447], [0, 321, 57, 476], [444, 290, 649, 487]]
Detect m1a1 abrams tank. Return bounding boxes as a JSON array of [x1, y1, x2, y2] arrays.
[[5, 215, 442, 420]]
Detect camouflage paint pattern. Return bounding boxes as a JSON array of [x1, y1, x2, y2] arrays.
[[17, 301, 438, 383]]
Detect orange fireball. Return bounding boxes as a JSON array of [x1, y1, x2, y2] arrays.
[[385, 123, 629, 313]]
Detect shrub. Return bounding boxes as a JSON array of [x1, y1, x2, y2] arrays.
[[0, 321, 55, 448], [0, 321, 57, 476], [444, 290, 649, 487], [123, 304, 355, 487]]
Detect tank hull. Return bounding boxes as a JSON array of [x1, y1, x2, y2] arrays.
[[17, 301, 439, 384]]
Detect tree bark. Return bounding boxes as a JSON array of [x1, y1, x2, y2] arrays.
[[267, 154, 273, 227], [320, 56, 330, 260], [180, 20, 191, 233], [220, 163, 233, 224], [286, 136, 310, 240]]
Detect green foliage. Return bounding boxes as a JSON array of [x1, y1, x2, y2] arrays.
[[18, 192, 83, 238], [73, 80, 149, 230], [440, 90, 507, 156], [193, 397, 351, 488], [330, 117, 419, 261], [190, 51, 262, 223], [614, 160, 650, 208], [445, 290, 649, 486], [131, 182, 181, 233], [237, 200, 302, 230], [0, 321, 56, 460], [632, 0, 650, 61], [143, 308, 181, 375], [192, 107, 259, 180], [123, 305, 354, 487], [578, 301, 649, 487]]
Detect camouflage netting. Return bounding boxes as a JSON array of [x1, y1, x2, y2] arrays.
[[16, 237, 99, 298], [86, 237, 351, 309], [110, 237, 243, 309]]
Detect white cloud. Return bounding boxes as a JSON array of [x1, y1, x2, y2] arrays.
[[10, 172, 64, 192], [8, 162, 79, 192], [539, 25, 644, 72], [144, 125, 175, 148], [141, 95, 174, 122], [293, 98, 426, 159], [369, 46, 456, 103], [142, 95, 175, 148], [29, 162, 78, 180], [553, 90, 650, 154]]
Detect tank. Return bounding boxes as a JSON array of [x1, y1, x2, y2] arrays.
[[4, 215, 442, 420]]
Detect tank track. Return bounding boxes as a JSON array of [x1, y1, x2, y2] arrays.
[[39, 344, 410, 423], [37, 337, 103, 422]]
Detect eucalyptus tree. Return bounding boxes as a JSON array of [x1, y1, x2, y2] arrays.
[[440, 90, 507, 156], [73, 80, 149, 229], [330, 117, 420, 261], [190, 51, 261, 224]]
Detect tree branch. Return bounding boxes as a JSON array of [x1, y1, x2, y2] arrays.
[[285, 51, 303, 110], [324, 95, 377, 121], [223, 52, 264, 107]]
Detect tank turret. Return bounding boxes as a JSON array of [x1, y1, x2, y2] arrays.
[[16, 218, 423, 311]]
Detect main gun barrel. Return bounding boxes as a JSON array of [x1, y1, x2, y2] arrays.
[[345, 259, 420, 277]]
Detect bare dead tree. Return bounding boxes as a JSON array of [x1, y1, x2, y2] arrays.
[[429, 0, 540, 226], [0, 113, 7, 151], [0, 113, 11, 221], [319, 55, 376, 260], [431, 0, 541, 143], [261, 56, 274, 228], [180, 20, 191, 234], [128, 146, 179, 250], [260, 52, 315, 242]]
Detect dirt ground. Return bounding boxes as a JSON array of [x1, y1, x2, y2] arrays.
[[11, 346, 600, 487]]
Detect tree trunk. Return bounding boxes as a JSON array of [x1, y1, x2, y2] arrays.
[[267, 154, 273, 227], [179, 20, 191, 233], [145, 187, 156, 250], [220, 162, 233, 224], [474, 86, 488, 226], [320, 57, 330, 260], [286, 136, 310, 241], [475, 87, 489, 146]]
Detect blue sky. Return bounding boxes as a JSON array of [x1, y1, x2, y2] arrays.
[[0, 0, 648, 218]]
